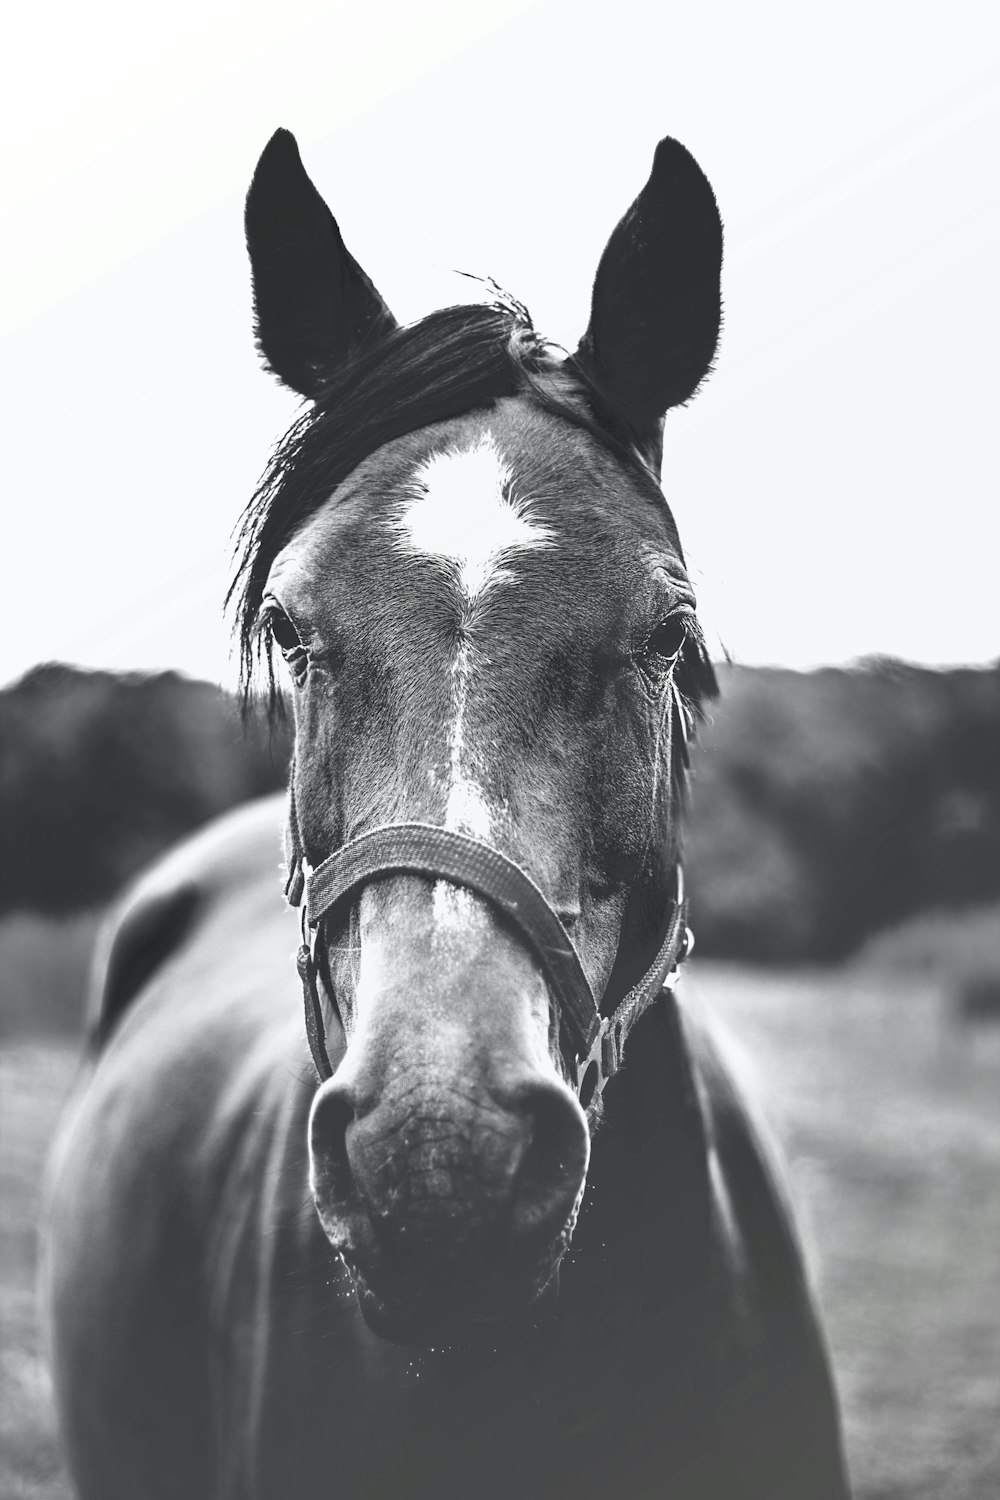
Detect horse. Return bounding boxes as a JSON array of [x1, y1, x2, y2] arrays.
[[43, 129, 851, 1499]]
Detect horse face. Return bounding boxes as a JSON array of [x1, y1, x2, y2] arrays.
[[243, 130, 721, 1342], [263, 400, 702, 1339]]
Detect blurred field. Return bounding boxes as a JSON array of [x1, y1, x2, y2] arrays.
[[0, 1041, 76, 1500], [2, 956, 999, 1497], [0, 913, 103, 1040], [693, 963, 1000, 1500]]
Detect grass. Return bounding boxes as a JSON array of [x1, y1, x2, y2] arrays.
[[1, 952, 998, 1497], [0, 1042, 77, 1500]]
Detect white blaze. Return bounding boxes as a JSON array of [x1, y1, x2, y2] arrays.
[[395, 432, 553, 932], [398, 432, 552, 605], [443, 638, 491, 841]]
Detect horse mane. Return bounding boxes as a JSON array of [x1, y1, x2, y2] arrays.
[[229, 296, 716, 727]]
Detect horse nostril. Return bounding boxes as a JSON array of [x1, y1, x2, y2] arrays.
[[506, 1081, 590, 1245], [308, 1080, 357, 1199]]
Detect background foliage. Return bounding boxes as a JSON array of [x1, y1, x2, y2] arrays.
[[2, 659, 999, 1500], [3, 658, 998, 961]]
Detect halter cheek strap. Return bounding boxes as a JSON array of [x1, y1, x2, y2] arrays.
[[286, 821, 691, 1107]]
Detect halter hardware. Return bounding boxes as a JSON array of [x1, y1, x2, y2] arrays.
[[285, 821, 692, 1107]]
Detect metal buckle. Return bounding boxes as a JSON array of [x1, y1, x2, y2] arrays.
[[575, 1018, 610, 1109], [575, 1015, 627, 1109], [576, 920, 694, 1106]]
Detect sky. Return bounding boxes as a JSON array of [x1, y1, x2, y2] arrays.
[[1, 0, 997, 692]]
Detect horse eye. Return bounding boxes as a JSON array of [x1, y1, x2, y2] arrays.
[[268, 609, 302, 655], [645, 614, 689, 662]]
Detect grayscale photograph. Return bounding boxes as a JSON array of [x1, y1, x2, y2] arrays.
[[1, 4, 997, 1498]]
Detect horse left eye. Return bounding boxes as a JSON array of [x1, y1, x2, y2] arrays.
[[644, 614, 688, 663], [268, 609, 303, 655]]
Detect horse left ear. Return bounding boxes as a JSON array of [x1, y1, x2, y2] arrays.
[[572, 137, 723, 471], [245, 129, 397, 398]]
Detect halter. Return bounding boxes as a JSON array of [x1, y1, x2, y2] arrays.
[[285, 819, 692, 1107]]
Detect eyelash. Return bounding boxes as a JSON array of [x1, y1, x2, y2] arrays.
[[260, 605, 308, 680]]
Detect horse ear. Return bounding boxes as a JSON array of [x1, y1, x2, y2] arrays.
[[245, 129, 397, 398], [572, 137, 723, 470]]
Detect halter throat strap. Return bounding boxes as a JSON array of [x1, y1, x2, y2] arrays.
[[288, 821, 691, 1107]]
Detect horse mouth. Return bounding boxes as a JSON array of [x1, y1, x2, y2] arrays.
[[352, 1264, 563, 1350], [340, 1202, 580, 1349]]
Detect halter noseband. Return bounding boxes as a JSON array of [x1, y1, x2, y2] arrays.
[[285, 820, 692, 1108]]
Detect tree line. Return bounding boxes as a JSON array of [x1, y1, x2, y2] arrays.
[[2, 659, 997, 962]]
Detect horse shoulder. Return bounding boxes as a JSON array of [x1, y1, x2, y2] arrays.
[[682, 998, 852, 1497], [66, 789, 308, 1319], [45, 794, 316, 1500]]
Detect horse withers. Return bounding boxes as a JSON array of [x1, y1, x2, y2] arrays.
[[44, 131, 851, 1498]]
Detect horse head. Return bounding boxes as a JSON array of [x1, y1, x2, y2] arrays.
[[236, 129, 721, 1345]]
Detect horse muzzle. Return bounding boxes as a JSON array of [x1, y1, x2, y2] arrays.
[[308, 1066, 589, 1342]]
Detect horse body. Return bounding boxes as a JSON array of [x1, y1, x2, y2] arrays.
[[44, 130, 851, 1497], [47, 798, 845, 1499]]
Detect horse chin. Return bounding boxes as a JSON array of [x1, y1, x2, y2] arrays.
[[332, 1189, 583, 1349], [354, 1267, 562, 1351]]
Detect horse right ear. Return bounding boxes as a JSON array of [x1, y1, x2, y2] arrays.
[[571, 137, 723, 472], [245, 130, 397, 398]]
